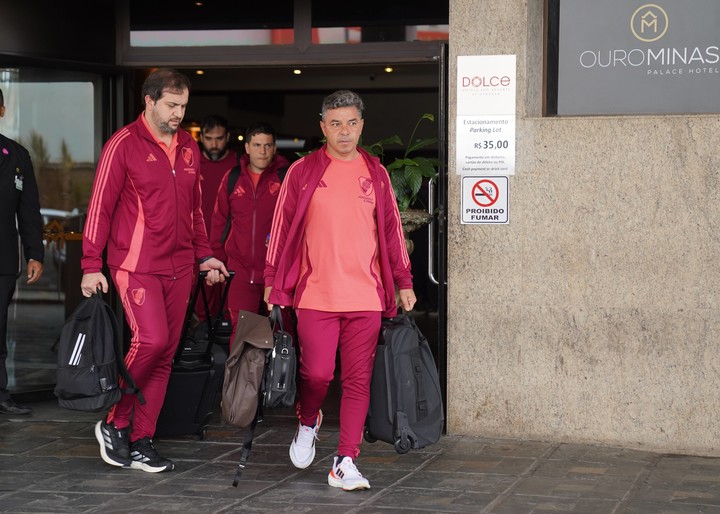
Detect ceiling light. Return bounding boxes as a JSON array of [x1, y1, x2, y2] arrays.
[[384, 66, 394, 73], [293, 69, 302, 75], [195, 70, 205, 75]]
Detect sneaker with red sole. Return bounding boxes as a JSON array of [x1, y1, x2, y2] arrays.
[[328, 455, 370, 491]]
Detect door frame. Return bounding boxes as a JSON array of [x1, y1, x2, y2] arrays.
[[117, 35, 449, 411]]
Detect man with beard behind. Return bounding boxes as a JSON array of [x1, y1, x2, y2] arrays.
[[81, 68, 228, 473], [195, 114, 238, 320], [198, 114, 237, 240]]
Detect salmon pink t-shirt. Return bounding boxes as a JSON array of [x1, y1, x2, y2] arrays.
[[296, 152, 382, 312], [140, 113, 178, 167], [248, 169, 261, 190]]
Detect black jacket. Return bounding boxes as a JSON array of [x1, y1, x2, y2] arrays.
[[0, 133, 44, 275]]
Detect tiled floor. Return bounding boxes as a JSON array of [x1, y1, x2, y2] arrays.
[[2, 399, 720, 513], [7, 248, 718, 512]]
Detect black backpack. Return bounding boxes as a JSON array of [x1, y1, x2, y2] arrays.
[[364, 313, 444, 453], [54, 290, 143, 412]]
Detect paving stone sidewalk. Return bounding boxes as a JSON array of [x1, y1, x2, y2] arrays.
[[1, 400, 720, 513]]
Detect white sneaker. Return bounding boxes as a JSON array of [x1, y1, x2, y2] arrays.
[[328, 456, 371, 491], [289, 410, 323, 469]]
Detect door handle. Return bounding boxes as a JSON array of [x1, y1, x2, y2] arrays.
[[428, 179, 439, 286]]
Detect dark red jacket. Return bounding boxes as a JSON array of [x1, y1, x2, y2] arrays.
[[210, 153, 290, 285], [82, 114, 211, 276], [264, 146, 412, 318], [199, 149, 237, 240]]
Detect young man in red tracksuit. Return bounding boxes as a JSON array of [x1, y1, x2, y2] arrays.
[[210, 121, 290, 344], [264, 90, 417, 491], [81, 68, 228, 473]]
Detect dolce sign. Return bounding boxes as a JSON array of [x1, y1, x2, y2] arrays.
[[461, 75, 512, 87], [557, 0, 720, 115], [456, 55, 517, 175]]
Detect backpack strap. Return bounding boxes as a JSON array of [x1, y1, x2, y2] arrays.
[[103, 293, 145, 405], [232, 391, 264, 486], [232, 327, 272, 485], [220, 158, 242, 245]]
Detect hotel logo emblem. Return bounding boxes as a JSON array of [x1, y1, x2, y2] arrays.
[[631, 4, 669, 43]]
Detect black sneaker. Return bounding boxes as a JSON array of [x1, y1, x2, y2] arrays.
[[95, 420, 130, 467], [129, 437, 175, 473], [0, 399, 32, 415]]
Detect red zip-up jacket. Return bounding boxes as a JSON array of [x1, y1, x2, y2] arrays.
[[82, 114, 212, 276], [210, 153, 290, 284], [264, 145, 412, 318], [199, 148, 237, 239]]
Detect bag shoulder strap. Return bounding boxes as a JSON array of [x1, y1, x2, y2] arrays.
[[269, 304, 285, 332], [102, 292, 145, 405], [232, 390, 264, 486], [232, 305, 285, 486]]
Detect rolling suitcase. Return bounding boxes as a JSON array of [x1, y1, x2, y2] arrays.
[[155, 270, 234, 439], [364, 312, 444, 453]]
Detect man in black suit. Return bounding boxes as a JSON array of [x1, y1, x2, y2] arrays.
[[0, 88, 44, 415]]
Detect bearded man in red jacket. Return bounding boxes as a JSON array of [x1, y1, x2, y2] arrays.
[[81, 68, 227, 474]]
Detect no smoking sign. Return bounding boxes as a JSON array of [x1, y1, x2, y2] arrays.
[[461, 176, 509, 224]]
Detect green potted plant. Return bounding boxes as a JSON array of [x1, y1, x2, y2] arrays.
[[361, 113, 439, 234]]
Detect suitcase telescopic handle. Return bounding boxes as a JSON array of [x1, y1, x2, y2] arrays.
[[198, 270, 235, 361], [198, 269, 235, 282], [175, 269, 236, 363], [219, 270, 235, 313], [197, 270, 235, 317], [198, 269, 236, 278]]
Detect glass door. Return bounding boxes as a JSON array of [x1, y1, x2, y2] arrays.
[[1, 66, 107, 398]]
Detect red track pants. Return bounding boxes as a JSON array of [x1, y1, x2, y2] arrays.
[[107, 269, 193, 442], [295, 308, 381, 458]]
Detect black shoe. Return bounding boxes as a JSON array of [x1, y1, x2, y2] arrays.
[[129, 437, 175, 473], [0, 399, 32, 415], [95, 420, 131, 467]]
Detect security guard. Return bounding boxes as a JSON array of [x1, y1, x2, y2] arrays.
[[0, 87, 44, 415]]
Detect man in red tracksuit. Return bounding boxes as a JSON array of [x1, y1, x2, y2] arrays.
[[198, 114, 237, 239], [264, 90, 417, 491], [81, 68, 228, 474], [210, 121, 290, 344], [194, 114, 237, 323]]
